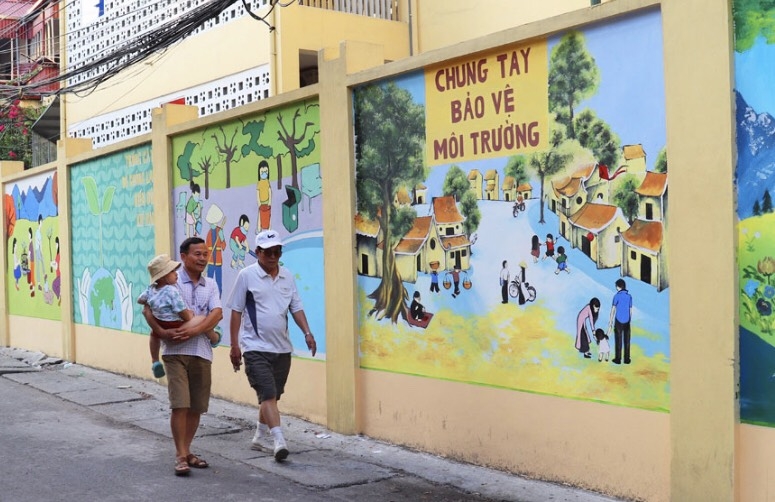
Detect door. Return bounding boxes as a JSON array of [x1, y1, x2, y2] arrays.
[[640, 255, 652, 284], [361, 253, 369, 276]]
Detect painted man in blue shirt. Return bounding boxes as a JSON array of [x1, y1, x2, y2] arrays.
[[608, 278, 633, 365]]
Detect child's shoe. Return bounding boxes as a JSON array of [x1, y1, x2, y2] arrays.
[[152, 361, 165, 378]]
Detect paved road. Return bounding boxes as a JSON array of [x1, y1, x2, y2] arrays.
[[0, 348, 623, 502]]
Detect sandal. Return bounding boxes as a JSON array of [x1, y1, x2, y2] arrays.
[[174, 457, 191, 476], [186, 453, 209, 468]]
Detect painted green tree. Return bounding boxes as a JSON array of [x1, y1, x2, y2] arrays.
[[548, 31, 600, 140], [275, 103, 319, 189], [504, 155, 529, 187], [211, 121, 244, 188], [460, 191, 481, 239], [81, 176, 115, 267], [574, 109, 621, 168], [355, 82, 425, 323], [176, 141, 203, 191], [612, 175, 640, 223], [529, 129, 572, 224], [442, 164, 470, 201], [241, 118, 274, 183], [734, 0, 775, 52], [654, 146, 668, 173]]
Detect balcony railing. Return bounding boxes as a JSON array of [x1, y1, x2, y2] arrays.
[[298, 0, 399, 21]]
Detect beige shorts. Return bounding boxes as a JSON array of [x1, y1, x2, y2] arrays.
[[163, 354, 212, 414]]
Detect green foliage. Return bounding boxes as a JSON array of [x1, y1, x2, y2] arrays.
[[460, 190, 481, 237], [612, 174, 640, 222], [176, 141, 202, 183], [391, 205, 417, 248], [754, 199, 762, 216], [548, 31, 600, 139], [734, 0, 775, 52], [574, 109, 621, 168], [654, 146, 668, 173], [240, 120, 274, 158], [0, 100, 38, 169], [442, 164, 470, 201], [764, 189, 773, 213], [530, 129, 572, 224], [504, 155, 528, 186]]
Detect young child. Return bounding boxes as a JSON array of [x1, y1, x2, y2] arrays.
[[530, 235, 540, 263], [555, 246, 570, 274], [594, 328, 610, 362], [138, 254, 221, 378], [542, 233, 555, 261]]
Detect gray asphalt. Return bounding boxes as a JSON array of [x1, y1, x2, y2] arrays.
[[0, 347, 623, 502]]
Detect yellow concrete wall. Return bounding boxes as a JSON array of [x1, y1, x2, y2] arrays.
[[65, 17, 272, 125], [413, 0, 609, 53]]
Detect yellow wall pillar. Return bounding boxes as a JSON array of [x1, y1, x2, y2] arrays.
[[150, 104, 199, 256], [318, 41, 384, 434], [58, 139, 92, 361], [663, 1, 737, 500], [0, 161, 25, 348]]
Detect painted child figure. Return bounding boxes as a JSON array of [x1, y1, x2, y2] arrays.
[[410, 291, 427, 321], [594, 328, 610, 362], [555, 246, 570, 274], [137, 254, 221, 378], [542, 233, 555, 261]]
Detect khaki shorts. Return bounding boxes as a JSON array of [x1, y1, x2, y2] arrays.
[[163, 354, 212, 413]]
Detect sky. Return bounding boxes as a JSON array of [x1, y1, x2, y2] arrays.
[[735, 36, 775, 114]]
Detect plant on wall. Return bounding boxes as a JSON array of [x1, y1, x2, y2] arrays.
[[0, 100, 38, 169], [82, 176, 115, 267]]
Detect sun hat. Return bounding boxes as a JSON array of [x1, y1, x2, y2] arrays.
[[255, 229, 283, 249], [147, 254, 182, 284]]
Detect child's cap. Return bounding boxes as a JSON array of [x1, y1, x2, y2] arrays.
[[147, 254, 181, 284]]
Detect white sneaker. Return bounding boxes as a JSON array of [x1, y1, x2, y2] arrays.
[[273, 437, 289, 462], [251, 428, 271, 451]]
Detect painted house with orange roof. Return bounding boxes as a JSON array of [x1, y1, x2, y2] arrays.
[[393, 215, 445, 283], [568, 203, 630, 269], [483, 169, 499, 200], [355, 213, 381, 277], [394, 186, 412, 207], [502, 176, 517, 201], [549, 163, 609, 239], [414, 183, 428, 205], [622, 144, 647, 178], [620, 219, 668, 291], [468, 169, 483, 199], [516, 182, 533, 200], [432, 195, 471, 271], [635, 171, 668, 223]]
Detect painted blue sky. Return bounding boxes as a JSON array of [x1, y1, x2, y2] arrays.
[[735, 36, 775, 114], [391, 8, 666, 172]]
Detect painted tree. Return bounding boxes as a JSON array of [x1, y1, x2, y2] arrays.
[[734, 0, 775, 52], [654, 147, 668, 173], [275, 102, 318, 189], [443, 164, 470, 201], [763, 189, 773, 213], [612, 175, 640, 223], [211, 121, 243, 188], [504, 155, 529, 187], [548, 31, 600, 140], [754, 199, 762, 216], [574, 109, 621, 168], [355, 82, 425, 323], [175, 141, 203, 191], [460, 190, 481, 239], [529, 129, 572, 224]]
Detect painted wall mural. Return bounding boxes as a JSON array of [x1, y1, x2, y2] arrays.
[[70, 145, 155, 333], [354, 10, 669, 410], [735, 0, 775, 426], [5, 170, 61, 318], [170, 99, 325, 359]]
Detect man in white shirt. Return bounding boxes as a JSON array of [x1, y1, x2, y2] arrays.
[[227, 229, 316, 461]]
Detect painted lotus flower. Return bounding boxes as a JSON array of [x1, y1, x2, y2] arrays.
[[758, 257, 775, 283]]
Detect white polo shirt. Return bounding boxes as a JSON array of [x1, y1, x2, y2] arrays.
[[227, 262, 303, 354]]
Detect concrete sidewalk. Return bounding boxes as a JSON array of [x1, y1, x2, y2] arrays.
[[0, 347, 623, 502]]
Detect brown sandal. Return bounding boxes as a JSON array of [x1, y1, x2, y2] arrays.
[[174, 457, 191, 476], [186, 453, 209, 468]]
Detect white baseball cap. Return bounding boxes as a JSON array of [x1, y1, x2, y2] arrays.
[[255, 229, 283, 249]]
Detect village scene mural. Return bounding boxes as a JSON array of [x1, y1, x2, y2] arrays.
[[170, 99, 325, 358], [5, 170, 61, 319], [735, 0, 775, 426], [355, 10, 669, 410], [70, 145, 155, 333]]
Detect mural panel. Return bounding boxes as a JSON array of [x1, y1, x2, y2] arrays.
[[5, 171, 61, 318], [70, 145, 155, 333], [170, 99, 325, 358], [355, 10, 669, 410], [735, 1, 775, 426]]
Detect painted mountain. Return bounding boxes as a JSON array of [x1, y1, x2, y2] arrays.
[[11, 175, 58, 222], [736, 90, 775, 219]]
